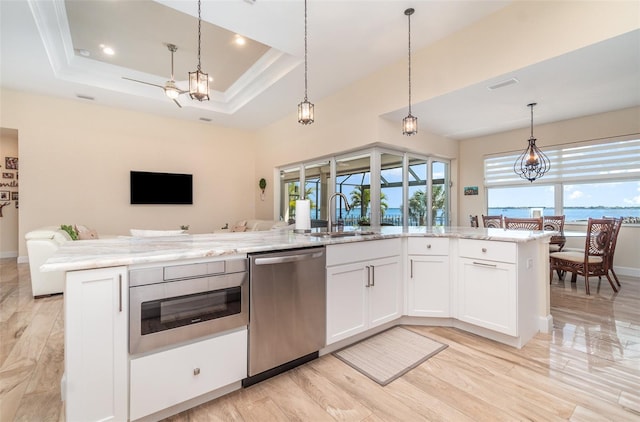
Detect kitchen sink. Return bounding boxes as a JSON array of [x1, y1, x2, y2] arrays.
[[308, 231, 377, 238]]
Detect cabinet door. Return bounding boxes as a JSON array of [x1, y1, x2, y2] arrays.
[[458, 258, 517, 336], [407, 255, 450, 317], [326, 262, 368, 344], [368, 256, 402, 328], [65, 267, 128, 422]]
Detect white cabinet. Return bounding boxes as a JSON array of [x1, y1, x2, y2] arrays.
[[130, 329, 247, 420], [326, 239, 402, 345], [64, 267, 128, 422], [407, 238, 450, 317], [457, 239, 517, 336]]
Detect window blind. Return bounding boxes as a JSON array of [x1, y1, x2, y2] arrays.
[[485, 138, 640, 187]]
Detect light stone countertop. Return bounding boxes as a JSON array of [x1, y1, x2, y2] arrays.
[[42, 226, 552, 273]]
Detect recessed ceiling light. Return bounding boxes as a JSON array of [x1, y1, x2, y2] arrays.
[[487, 77, 519, 90], [234, 35, 246, 46], [99, 44, 115, 55]]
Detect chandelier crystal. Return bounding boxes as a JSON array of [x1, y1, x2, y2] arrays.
[[514, 103, 550, 182], [189, 0, 209, 101], [297, 0, 314, 125]]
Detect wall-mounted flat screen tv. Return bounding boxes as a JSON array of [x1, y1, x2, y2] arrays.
[[130, 171, 193, 204]]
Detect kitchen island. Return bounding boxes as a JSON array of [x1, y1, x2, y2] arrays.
[[43, 227, 552, 422]]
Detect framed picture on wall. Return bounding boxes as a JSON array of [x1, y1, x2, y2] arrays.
[[464, 186, 479, 196], [11, 192, 18, 200], [0, 191, 9, 200], [2, 172, 14, 179], [5, 157, 18, 170]]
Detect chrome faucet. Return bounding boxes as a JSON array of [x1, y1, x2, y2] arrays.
[[328, 192, 350, 232]]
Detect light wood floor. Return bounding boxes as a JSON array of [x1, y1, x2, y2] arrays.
[[1, 258, 639, 421]]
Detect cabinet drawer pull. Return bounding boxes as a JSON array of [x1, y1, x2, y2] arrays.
[[193, 368, 201, 376], [365, 266, 371, 287], [371, 265, 375, 287], [472, 261, 497, 268], [426, 244, 432, 249], [481, 248, 487, 253], [410, 259, 414, 278], [118, 274, 122, 313]]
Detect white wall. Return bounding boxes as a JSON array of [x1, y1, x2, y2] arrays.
[[458, 106, 640, 275], [0, 129, 19, 257], [0, 90, 257, 259]]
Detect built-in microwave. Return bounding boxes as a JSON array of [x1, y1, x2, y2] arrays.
[[129, 258, 248, 355]]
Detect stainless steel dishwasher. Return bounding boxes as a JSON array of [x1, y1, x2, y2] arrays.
[[243, 246, 326, 387]]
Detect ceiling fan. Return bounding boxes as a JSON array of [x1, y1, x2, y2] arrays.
[[122, 43, 187, 108]]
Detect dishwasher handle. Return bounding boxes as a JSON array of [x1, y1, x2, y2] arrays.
[[253, 250, 324, 266]]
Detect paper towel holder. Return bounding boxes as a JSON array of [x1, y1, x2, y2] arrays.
[[258, 178, 267, 201]]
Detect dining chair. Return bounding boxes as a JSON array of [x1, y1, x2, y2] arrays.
[[549, 218, 617, 295], [504, 217, 543, 230], [606, 217, 623, 288], [469, 215, 479, 228], [481, 214, 503, 228], [543, 215, 566, 252]]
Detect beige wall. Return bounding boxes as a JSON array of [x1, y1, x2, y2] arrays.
[[252, 0, 638, 222], [458, 106, 640, 275], [0, 89, 257, 259], [0, 129, 19, 257]]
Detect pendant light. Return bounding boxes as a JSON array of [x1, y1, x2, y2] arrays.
[[514, 103, 550, 182], [402, 8, 417, 136], [297, 0, 314, 125], [189, 0, 209, 101]]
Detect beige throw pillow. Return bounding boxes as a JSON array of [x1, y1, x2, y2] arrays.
[[75, 224, 99, 240]]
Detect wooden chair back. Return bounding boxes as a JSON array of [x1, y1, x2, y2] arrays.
[[504, 217, 543, 230], [544, 215, 566, 250], [469, 215, 479, 228], [584, 218, 615, 259], [605, 217, 623, 286], [481, 214, 503, 228]]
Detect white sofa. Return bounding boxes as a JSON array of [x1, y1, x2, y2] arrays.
[[25, 226, 72, 297]]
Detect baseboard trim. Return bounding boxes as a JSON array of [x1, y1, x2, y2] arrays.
[[539, 314, 553, 334], [0, 251, 18, 259], [615, 266, 639, 278], [17, 255, 29, 264]]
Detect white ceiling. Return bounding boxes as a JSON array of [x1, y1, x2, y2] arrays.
[[1, 1, 638, 139]]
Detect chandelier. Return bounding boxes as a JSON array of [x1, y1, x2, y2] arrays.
[[297, 0, 314, 125], [402, 8, 417, 136], [189, 0, 209, 101], [514, 103, 550, 182]]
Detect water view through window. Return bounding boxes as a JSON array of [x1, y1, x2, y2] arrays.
[[488, 181, 640, 223]]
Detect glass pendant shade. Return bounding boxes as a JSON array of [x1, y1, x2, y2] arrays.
[[164, 81, 180, 99], [189, 69, 209, 101], [402, 8, 417, 136], [298, 99, 314, 125], [298, 0, 314, 125], [189, 0, 209, 102], [402, 114, 417, 136], [514, 103, 550, 182]]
